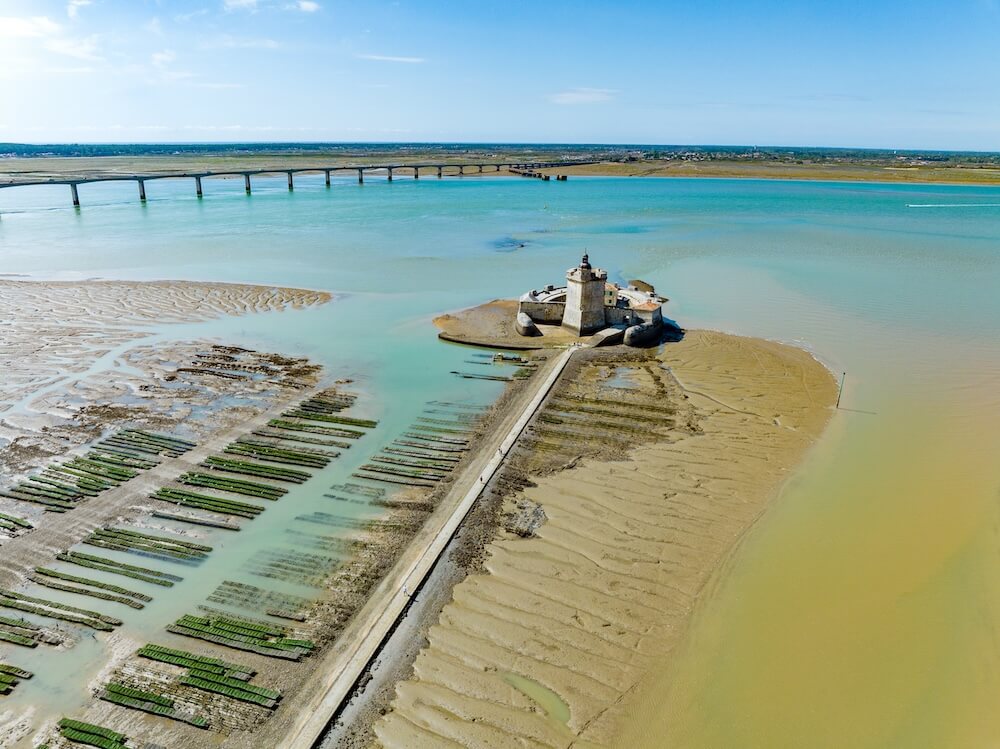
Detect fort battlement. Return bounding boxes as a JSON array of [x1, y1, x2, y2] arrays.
[[516, 254, 666, 345]]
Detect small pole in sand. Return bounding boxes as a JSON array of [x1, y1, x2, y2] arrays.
[[836, 371, 846, 409]]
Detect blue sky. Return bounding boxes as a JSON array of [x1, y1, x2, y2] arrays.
[[1, 0, 999, 149]]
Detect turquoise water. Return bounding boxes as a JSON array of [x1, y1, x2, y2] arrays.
[[2, 175, 1000, 746]]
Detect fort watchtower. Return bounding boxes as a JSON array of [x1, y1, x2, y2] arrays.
[[515, 252, 667, 344], [563, 253, 608, 335]]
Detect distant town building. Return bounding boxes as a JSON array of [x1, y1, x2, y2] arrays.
[[516, 254, 666, 345]]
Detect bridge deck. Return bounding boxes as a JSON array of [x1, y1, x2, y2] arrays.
[[0, 160, 598, 188]]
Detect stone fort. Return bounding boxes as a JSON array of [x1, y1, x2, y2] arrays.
[[516, 254, 666, 346]]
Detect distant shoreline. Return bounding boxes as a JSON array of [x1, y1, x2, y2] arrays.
[[2, 142, 1000, 188], [3, 160, 999, 189], [541, 161, 1000, 186]]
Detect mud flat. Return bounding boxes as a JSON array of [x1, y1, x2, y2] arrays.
[[253, 352, 564, 749], [0, 279, 330, 476], [434, 299, 592, 350], [0, 279, 335, 746], [4, 310, 554, 748], [369, 330, 836, 747]]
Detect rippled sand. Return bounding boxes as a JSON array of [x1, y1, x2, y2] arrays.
[[373, 331, 836, 747], [0, 280, 330, 472], [0, 279, 328, 403]]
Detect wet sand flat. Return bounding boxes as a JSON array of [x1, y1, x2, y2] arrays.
[[0, 280, 329, 474], [433, 300, 599, 350], [0, 279, 332, 745], [373, 331, 836, 747]]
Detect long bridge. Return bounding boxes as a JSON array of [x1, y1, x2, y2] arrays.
[[0, 160, 600, 208]]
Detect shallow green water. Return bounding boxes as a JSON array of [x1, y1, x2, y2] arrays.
[[503, 672, 572, 724], [1, 175, 999, 746]]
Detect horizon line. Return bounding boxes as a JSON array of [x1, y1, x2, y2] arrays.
[[2, 140, 998, 156]]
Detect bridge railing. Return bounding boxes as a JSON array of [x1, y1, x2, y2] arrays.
[[0, 160, 600, 208]]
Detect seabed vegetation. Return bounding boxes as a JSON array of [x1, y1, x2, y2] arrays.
[[0, 664, 33, 697], [0, 305, 545, 748]]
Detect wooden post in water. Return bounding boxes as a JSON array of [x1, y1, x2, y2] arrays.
[[287, 172, 294, 191], [413, 166, 419, 179], [358, 168, 364, 184], [836, 371, 846, 409], [195, 176, 203, 198], [70, 183, 80, 207], [137, 179, 146, 202], [437, 165, 443, 178], [387, 167, 393, 182], [325, 170, 331, 187], [244, 174, 252, 194]]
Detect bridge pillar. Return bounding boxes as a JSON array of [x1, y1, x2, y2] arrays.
[[70, 183, 80, 207], [325, 170, 331, 187], [138, 179, 146, 202], [387, 167, 393, 182], [287, 172, 294, 191], [358, 169, 364, 184], [245, 174, 252, 194], [437, 165, 442, 178], [195, 176, 203, 198]]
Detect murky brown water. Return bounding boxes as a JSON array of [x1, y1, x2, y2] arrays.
[[617, 294, 1000, 748]]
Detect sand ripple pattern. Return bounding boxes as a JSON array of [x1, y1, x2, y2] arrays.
[[0, 280, 329, 468], [0, 280, 329, 412], [374, 331, 836, 748]]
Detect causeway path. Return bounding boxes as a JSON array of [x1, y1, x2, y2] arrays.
[[282, 345, 577, 748]]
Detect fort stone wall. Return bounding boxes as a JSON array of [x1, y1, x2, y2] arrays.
[[518, 300, 566, 324]]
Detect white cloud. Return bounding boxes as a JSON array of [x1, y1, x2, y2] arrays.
[[151, 49, 175, 68], [549, 87, 617, 105], [176, 9, 210, 22], [147, 49, 203, 86], [0, 16, 61, 37], [206, 35, 279, 49], [146, 17, 163, 35], [357, 53, 425, 64], [296, 1, 320, 11], [67, 0, 92, 19], [224, 0, 258, 10], [161, 70, 197, 82], [45, 35, 101, 60]]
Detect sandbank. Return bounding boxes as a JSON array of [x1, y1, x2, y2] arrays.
[[434, 300, 588, 350], [0, 279, 333, 746], [0, 279, 330, 476], [371, 330, 836, 747]]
